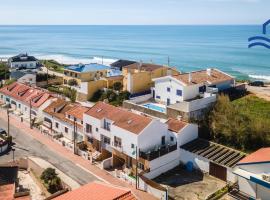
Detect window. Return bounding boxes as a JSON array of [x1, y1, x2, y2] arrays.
[[156, 95, 161, 99], [138, 162, 144, 170], [18, 104, 21, 109], [74, 117, 77, 122], [104, 119, 111, 131], [25, 107, 27, 111], [131, 143, 135, 148], [199, 85, 206, 93], [87, 136, 93, 143], [81, 121, 83, 125], [86, 123, 92, 133], [170, 136, 174, 142], [167, 98, 170, 106], [65, 127, 68, 133], [161, 136, 165, 145], [68, 115, 70, 119], [167, 87, 171, 92], [176, 101, 180, 103], [103, 136, 110, 145], [96, 128, 99, 132], [176, 89, 182, 96], [75, 73, 77, 78], [114, 136, 122, 148], [55, 122, 59, 128]]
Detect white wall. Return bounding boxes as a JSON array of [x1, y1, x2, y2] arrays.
[[176, 124, 198, 147], [146, 150, 179, 179], [18, 74, 36, 85], [227, 168, 237, 183], [257, 184, 270, 200], [179, 149, 209, 172], [10, 61, 37, 69], [238, 176, 256, 198]]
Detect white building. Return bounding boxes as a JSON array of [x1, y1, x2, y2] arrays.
[[42, 98, 89, 142], [8, 54, 39, 69], [233, 148, 270, 200], [83, 102, 198, 179], [0, 82, 54, 123], [152, 68, 234, 109]]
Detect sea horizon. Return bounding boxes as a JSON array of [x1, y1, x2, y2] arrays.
[[0, 25, 269, 81]]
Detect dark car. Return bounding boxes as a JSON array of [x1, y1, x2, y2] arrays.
[[249, 81, 264, 87]]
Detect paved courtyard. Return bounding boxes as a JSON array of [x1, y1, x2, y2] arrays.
[[154, 166, 226, 200]]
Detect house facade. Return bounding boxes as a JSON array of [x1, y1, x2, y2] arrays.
[[83, 102, 198, 179], [0, 82, 54, 123], [122, 63, 179, 94], [233, 148, 270, 200], [42, 98, 89, 142], [8, 54, 39, 69]]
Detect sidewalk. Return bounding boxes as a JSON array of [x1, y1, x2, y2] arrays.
[[0, 110, 157, 200]]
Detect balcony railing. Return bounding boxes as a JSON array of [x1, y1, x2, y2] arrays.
[[139, 143, 177, 161]]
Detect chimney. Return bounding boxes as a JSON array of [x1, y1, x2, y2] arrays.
[[207, 68, 212, 76], [188, 73, 192, 83]]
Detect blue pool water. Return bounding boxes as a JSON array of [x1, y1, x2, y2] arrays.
[[143, 103, 166, 113]]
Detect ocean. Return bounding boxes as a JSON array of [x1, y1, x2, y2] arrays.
[[0, 25, 269, 81]]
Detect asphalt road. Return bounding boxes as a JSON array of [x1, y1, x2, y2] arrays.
[[0, 118, 98, 185]]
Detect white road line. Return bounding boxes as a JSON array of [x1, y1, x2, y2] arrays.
[[75, 163, 110, 184]]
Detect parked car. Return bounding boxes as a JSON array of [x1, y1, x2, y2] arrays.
[[249, 81, 264, 87]]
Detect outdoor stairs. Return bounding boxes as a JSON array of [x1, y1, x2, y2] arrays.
[[229, 189, 250, 200]]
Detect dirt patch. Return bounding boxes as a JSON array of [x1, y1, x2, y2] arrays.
[[247, 85, 270, 101], [154, 166, 226, 200]]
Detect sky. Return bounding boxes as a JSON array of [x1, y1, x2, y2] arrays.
[[0, 0, 269, 25]]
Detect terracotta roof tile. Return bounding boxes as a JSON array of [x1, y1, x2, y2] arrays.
[[85, 102, 152, 134], [166, 118, 187, 133], [0, 184, 15, 200], [238, 148, 270, 165], [173, 68, 233, 86], [0, 82, 53, 108], [53, 182, 137, 200], [66, 105, 89, 120]]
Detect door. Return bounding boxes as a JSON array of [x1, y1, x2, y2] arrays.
[[167, 98, 170, 106], [209, 162, 227, 181], [161, 136, 165, 146], [152, 90, 155, 99]]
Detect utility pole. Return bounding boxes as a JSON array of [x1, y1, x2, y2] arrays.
[[29, 99, 32, 129], [73, 118, 77, 154], [167, 56, 170, 67], [7, 108, 10, 137], [135, 146, 138, 189]]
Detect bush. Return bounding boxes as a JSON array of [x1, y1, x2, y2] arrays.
[[67, 79, 78, 86], [36, 73, 56, 82], [40, 168, 62, 194], [90, 90, 103, 102], [113, 82, 122, 91], [4, 79, 16, 86], [78, 142, 88, 151], [0, 63, 9, 81]]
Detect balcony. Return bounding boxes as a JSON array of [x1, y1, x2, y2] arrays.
[[139, 142, 177, 161]]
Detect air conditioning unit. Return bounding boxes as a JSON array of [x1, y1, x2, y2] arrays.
[[262, 174, 270, 182]]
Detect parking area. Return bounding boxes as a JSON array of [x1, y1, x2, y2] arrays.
[[154, 166, 226, 200]]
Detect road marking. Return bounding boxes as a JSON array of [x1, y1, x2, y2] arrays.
[[75, 163, 110, 184]]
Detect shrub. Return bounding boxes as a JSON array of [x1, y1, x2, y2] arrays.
[[90, 90, 103, 102], [67, 79, 78, 86], [78, 142, 88, 151], [113, 82, 122, 91], [40, 168, 62, 194]]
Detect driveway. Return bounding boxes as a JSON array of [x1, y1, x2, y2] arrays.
[[154, 166, 226, 200]]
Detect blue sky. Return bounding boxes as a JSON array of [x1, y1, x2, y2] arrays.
[[1, 0, 269, 25]]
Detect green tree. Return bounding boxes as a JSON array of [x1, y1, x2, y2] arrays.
[[40, 168, 62, 194], [113, 82, 122, 91], [67, 79, 78, 86]]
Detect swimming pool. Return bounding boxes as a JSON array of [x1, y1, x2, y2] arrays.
[[143, 103, 166, 113]]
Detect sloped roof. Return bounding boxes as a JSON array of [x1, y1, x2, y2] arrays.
[[166, 118, 187, 133], [53, 182, 137, 200], [172, 68, 233, 86], [123, 63, 164, 72], [65, 105, 89, 120], [10, 54, 37, 62], [238, 148, 270, 165], [85, 102, 152, 134], [0, 82, 53, 108], [110, 60, 137, 70]]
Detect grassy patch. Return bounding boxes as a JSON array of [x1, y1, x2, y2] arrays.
[[41, 60, 66, 73]]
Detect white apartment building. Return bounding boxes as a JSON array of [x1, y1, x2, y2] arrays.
[[8, 53, 39, 69], [83, 102, 198, 179], [153, 68, 235, 106]]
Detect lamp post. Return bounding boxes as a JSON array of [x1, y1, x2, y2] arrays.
[[135, 146, 138, 189], [7, 108, 10, 137]]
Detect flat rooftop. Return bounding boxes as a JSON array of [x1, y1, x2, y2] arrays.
[[65, 63, 110, 73]]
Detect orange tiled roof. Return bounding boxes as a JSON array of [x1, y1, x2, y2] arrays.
[[0, 82, 53, 108], [53, 182, 137, 200], [166, 118, 187, 133], [65, 105, 89, 120], [0, 184, 14, 200], [123, 63, 164, 72], [172, 68, 233, 86], [85, 102, 152, 134], [238, 148, 270, 165]]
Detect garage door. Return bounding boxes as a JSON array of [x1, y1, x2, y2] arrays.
[[209, 162, 227, 181]]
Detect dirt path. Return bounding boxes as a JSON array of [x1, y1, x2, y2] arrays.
[[246, 85, 270, 101]]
